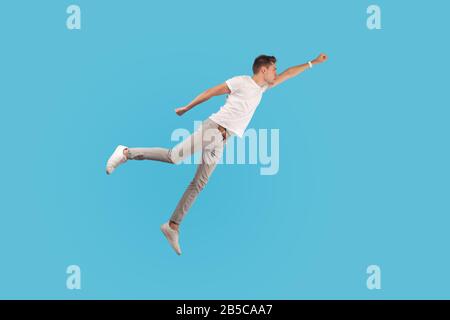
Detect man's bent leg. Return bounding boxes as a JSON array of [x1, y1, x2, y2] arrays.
[[127, 147, 174, 163], [126, 119, 212, 165]]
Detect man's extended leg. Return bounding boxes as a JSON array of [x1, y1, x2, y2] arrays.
[[169, 161, 219, 225], [161, 121, 227, 255], [169, 120, 227, 225]]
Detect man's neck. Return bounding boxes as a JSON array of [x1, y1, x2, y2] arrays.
[[251, 74, 267, 87]]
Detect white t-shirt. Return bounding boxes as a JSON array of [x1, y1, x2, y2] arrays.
[[209, 75, 269, 138]]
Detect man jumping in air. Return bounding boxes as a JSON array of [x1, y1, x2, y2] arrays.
[[106, 53, 328, 255]]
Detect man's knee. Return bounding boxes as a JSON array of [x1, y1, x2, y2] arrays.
[[168, 148, 178, 164], [168, 147, 189, 164]]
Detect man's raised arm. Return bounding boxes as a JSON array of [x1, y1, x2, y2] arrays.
[[175, 82, 231, 116], [270, 53, 328, 89]]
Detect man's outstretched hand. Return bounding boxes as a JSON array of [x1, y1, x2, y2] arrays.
[[313, 53, 328, 65], [175, 106, 188, 116]]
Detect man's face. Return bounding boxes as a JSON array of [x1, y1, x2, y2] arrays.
[[262, 63, 277, 84]]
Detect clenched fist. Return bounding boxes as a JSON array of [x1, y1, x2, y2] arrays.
[[313, 53, 328, 64], [175, 106, 188, 116]]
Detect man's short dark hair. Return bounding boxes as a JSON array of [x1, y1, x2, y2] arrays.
[[252, 55, 277, 74]]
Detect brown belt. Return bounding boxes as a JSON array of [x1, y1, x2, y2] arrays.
[[217, 125, 228, 141]]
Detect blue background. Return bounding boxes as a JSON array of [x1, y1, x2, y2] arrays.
[[1, 0, 449, 299]]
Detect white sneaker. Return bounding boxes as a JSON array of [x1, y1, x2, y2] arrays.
[[160, 222, 182, 255], [106, 145, 128, 175]]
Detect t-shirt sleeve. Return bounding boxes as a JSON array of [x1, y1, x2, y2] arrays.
[[225, 76, 244, 94]]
